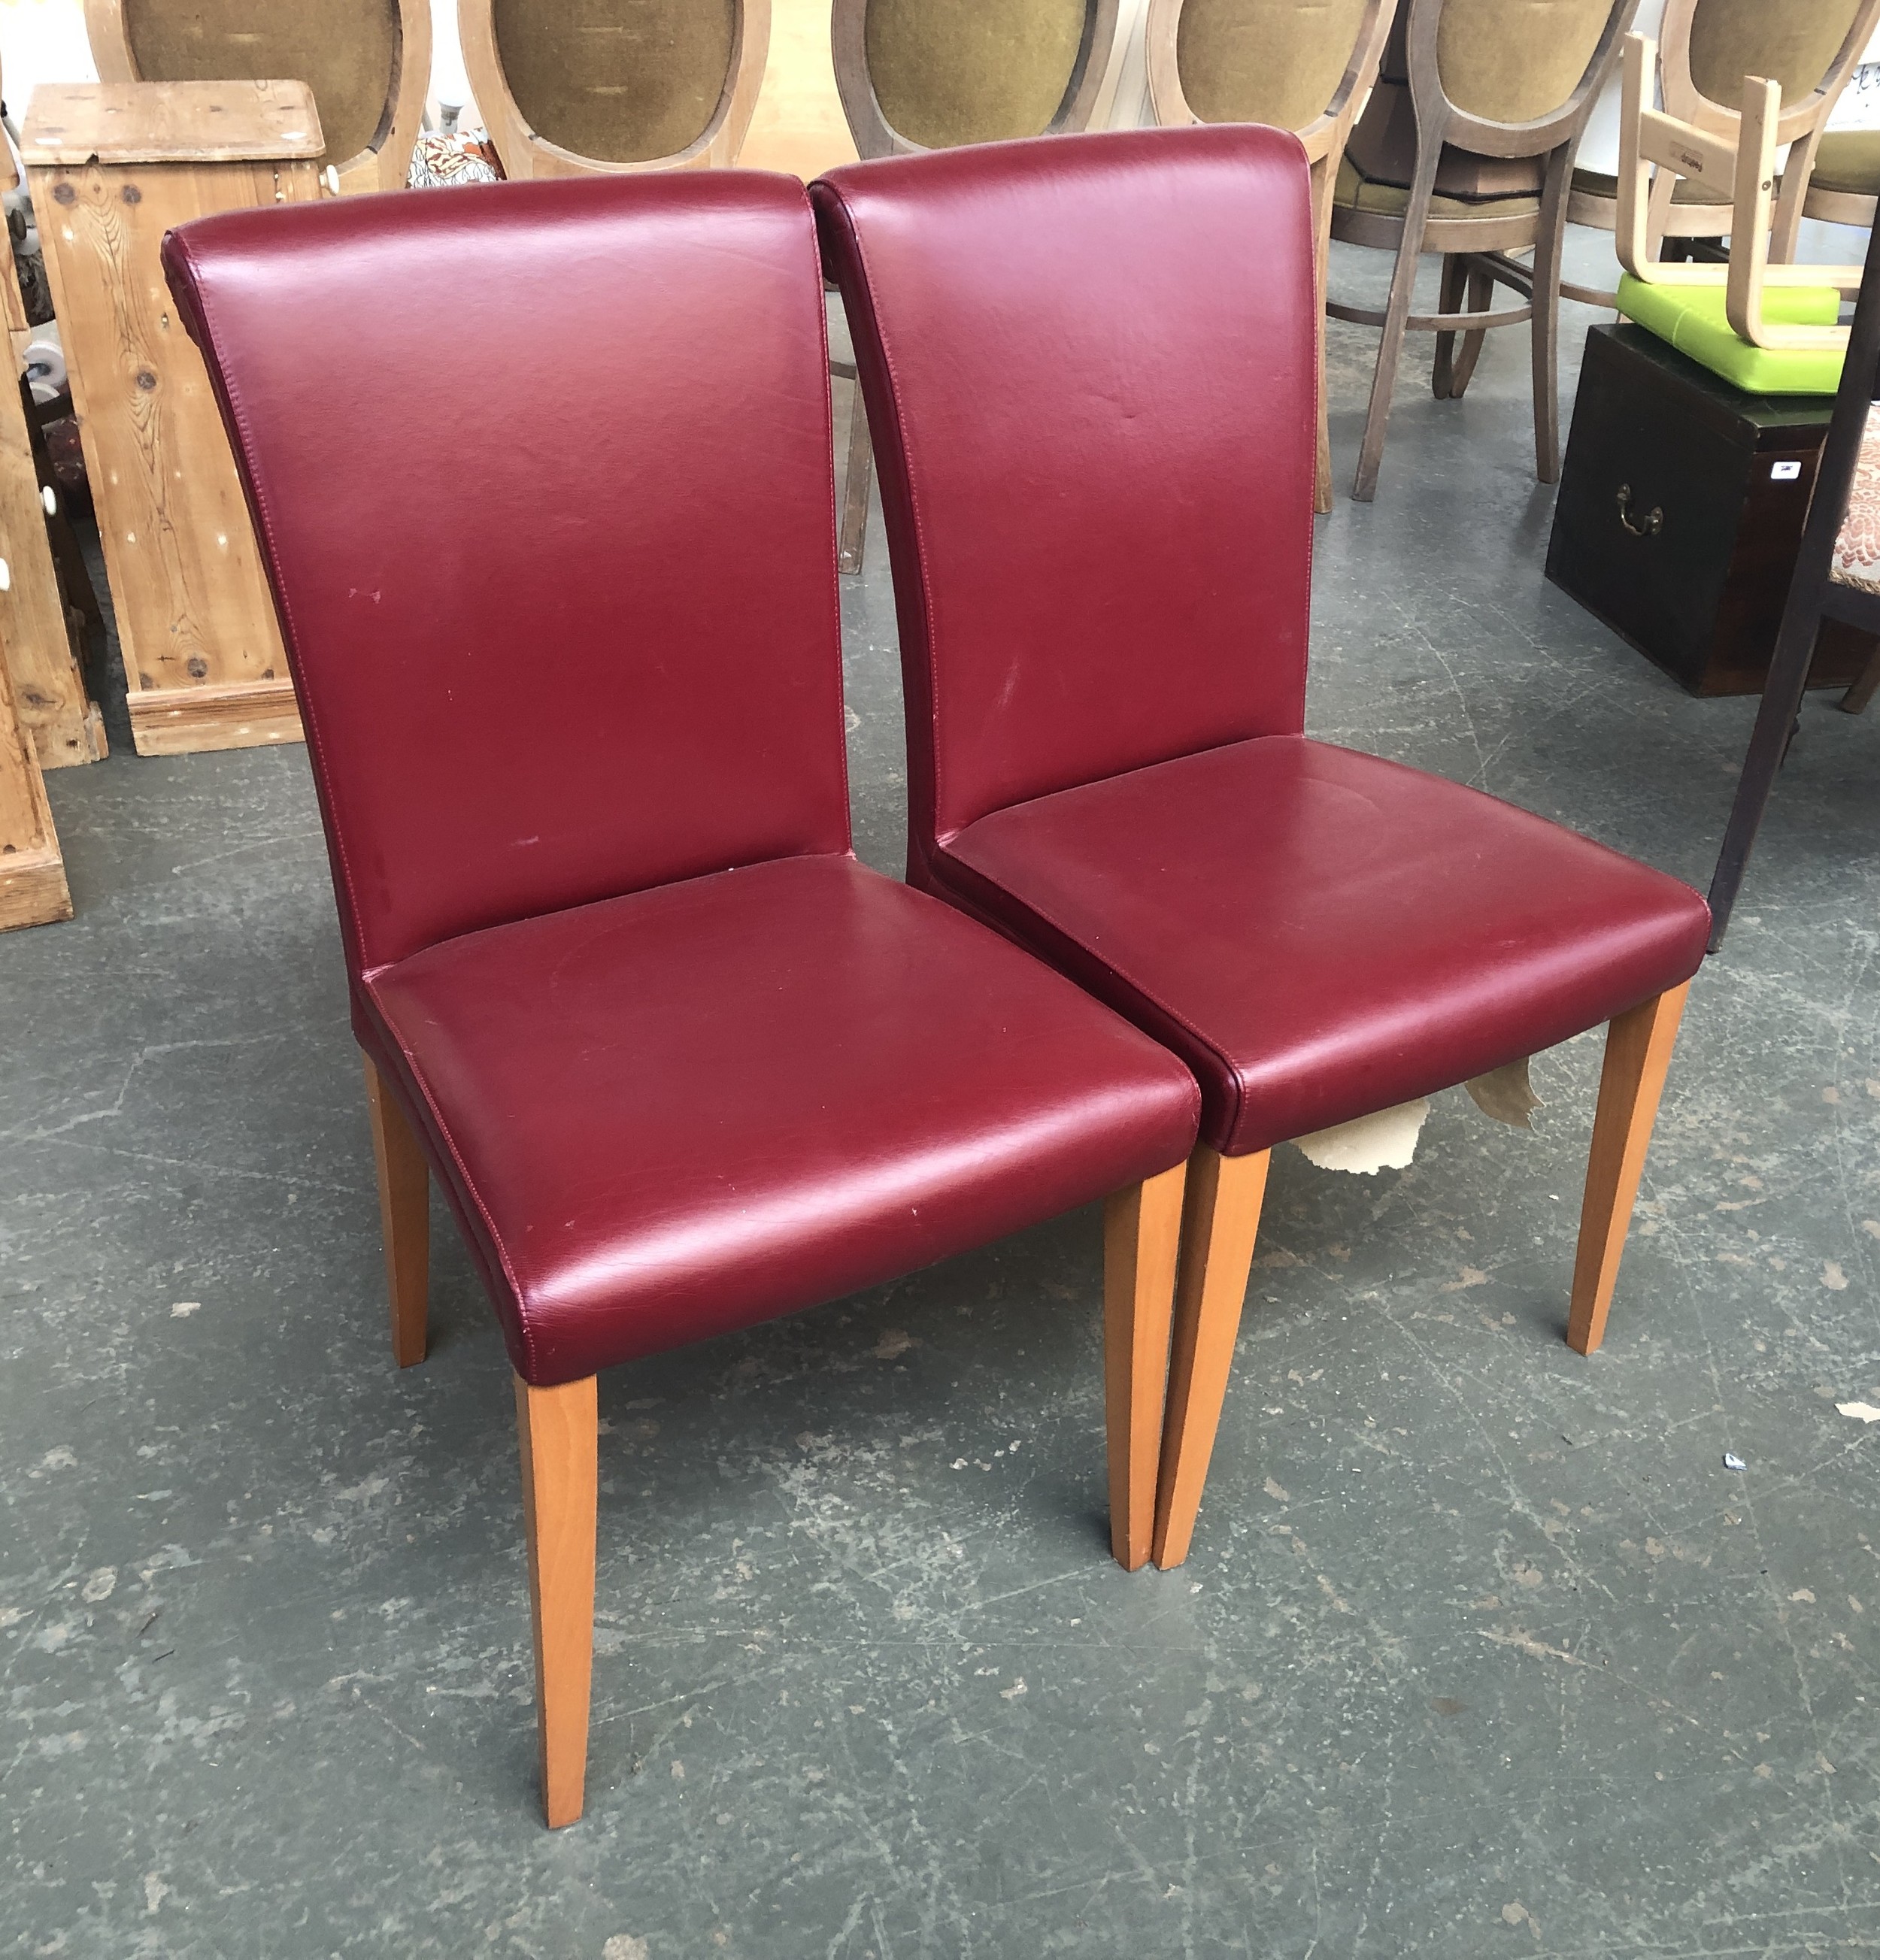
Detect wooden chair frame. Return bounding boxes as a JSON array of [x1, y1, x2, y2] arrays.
[[1615, 35, 1863, 352], [83, 0, 432, 194], [1325, 0, 1636, 500], [1707, 211, 1880, 947], [1145, 0, 1399, 510], [1151, 977, 1691, 1568], [828, 0, 1123, 571], [1566, 0, 1880, 301], [459, 0, 772, 180], [363, 1054, 1186, 1825]]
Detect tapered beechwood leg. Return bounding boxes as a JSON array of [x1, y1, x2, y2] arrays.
[[1566, 982, 1691, 1356], [515, 1373, 599, 1829], [1152, 1147, 1271, 1571], [363, 1058, 429, 1367], [1104, 1163, 1187, 1571]]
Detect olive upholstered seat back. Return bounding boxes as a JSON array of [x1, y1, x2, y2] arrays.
[[1685, 0, 1868, 118], [833, 0, 1121, 159], [1158, 0, 1376, 135], [83, 0, 428, 191], [461, 0, 770, 176]]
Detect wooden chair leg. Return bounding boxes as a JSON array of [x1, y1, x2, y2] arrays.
[[1353, 181, 1434, 503], [1449, 264, 1493, 398], [1103, 1162, 1187, 1571], [1566, 983, 1691, 1356], [1151, 1147, 1271, 1571], [1432, 253, 1468, 398], [1840, 636, 1880, 714], [838, 375, 873, 577], [1311, 156, 1336, 517], [515, 1372, 599, 1830], [363, 1056, 428, 1368], [1530, 172, 1569, 485]]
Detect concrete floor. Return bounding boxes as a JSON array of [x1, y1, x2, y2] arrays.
[[2, 236, 1878, 1958]]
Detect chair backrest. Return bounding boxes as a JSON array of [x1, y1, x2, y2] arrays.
[[1346, 0, 1632, 201], [162, 175, 850, 980], [1672, 0, 1875, 138], [460, 0, 771, 177], [83, 0, 429, 191], [832, 0, 1122, 159], [813, 128, 1316, 870], [1146, 0, 1392, 153]]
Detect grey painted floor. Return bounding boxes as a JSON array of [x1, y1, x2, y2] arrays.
[[2, 235, 1878, 1959]]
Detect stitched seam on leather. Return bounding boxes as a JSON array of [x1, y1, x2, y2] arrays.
[[179, 240, 541, 1381], [798, 180, 855, 849], [360, 967, 544, 1382], [171, 238, 375, 981], [934, 845, 1248, 1150], [823, 193, 951, 854]]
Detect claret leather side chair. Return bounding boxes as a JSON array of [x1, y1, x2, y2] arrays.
[[159, 173, 1200, 1828], [814, 126, 1712, 1571]]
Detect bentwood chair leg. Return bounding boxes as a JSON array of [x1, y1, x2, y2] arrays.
[[1353, 177, 1435, 503], [1151, 1146, 1271, 1570], [515, 1372, 599, 1829], [363, 1056, 429, 1368], [1432, 253, 1468, 398], [1104, 1163, 1187, 1570], [838, 375, 874, 576], [1449, 264, 1493, 397], [1312, 156, 1336, 516], [1566, 983, 1691, 1356], [1530, 165, 1569, 485]]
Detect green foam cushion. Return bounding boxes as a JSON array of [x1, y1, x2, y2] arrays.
[[1615, 274, 1845, 395]]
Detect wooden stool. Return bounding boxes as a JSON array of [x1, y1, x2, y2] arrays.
[[23, 80, 325, 756]]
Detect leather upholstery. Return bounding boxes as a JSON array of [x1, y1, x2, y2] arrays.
[[814, 128, 1711, 1157], [940, 739, 1712, 1155], [368, 856, 1199, 1382], [165, 173, 1199, 1384], [814, 129, 1318, 865]]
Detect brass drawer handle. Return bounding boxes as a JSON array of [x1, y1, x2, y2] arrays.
[[1616, 483, 1663, 537]]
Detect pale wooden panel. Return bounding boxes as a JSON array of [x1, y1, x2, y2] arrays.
[[740, 0, 858, 179], [0, 619, 73, 932], [28, 94, 323, 756], [21, 79, 324, 165]]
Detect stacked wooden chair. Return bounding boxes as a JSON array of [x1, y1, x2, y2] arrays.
[[1324, 0, 1638, 500], [1566, 0, 1880, 305], [84, 0, 431, 193], [828, 0, 1123, 571], [1145, 0, 1397, 510]]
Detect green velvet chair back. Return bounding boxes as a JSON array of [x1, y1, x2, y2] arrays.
[[490, 0, 738, 164], [1433, 0, 1617, 125], [834, 0, 1122, 159], [1170, 0, 1372, 132], [1687, 0, 1866, 116]]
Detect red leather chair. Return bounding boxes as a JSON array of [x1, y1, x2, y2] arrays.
[[813, 127, 1712, 1571], [160, 174, 1200, 1827]]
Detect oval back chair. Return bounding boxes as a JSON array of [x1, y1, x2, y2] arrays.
[[83, 0, 431, 195], [829, 0, 1124, 571], [1145, 0, 1398, 509], [1328, 0, 1639, 500], [459, 0, 772, 179]]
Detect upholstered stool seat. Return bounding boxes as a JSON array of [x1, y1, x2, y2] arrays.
[[937, 736, 1710, 1158], [365, 853, 1199, 1386], [1615, 273, 1845, 392], [1333, 153, 1539, 220]]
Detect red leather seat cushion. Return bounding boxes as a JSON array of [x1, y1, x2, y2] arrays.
[[935, 738, 1712, 1156], [365, 855, 1199, 1385]]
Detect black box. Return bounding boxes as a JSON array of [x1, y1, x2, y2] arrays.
[[1546, 323, 1874, 697]]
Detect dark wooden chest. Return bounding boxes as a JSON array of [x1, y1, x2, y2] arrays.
[[1546, 323, 1874, 696]]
